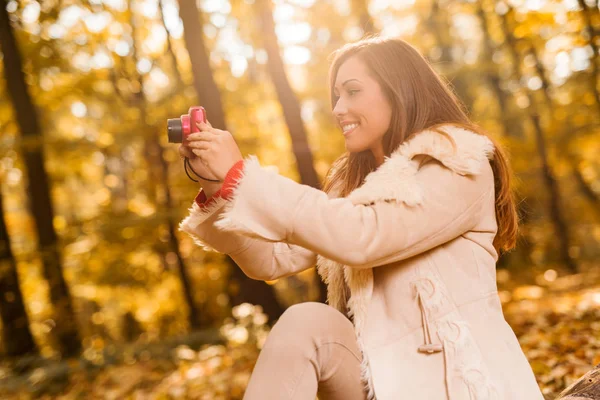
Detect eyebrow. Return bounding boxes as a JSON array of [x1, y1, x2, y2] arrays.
[[334, 79, 361, 90]]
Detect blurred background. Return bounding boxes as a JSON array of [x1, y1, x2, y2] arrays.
[[0, 0, 599, 398]]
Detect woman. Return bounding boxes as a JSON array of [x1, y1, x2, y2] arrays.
[[178, 36, 544, 400]]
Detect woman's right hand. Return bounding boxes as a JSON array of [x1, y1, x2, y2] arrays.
[[178, 143, 222, 185]]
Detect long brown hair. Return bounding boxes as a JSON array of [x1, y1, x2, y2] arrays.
[[322, 35, 518, 254]]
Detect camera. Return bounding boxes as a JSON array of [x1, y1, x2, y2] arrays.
[[168, 106, 221, 182], [167, 106, 206, 143]]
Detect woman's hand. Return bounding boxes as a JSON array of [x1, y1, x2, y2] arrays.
[[178, 144, 220, 183], [185, 120, 243, 181]]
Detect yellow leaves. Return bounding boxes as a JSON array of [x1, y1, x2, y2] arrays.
[[97, 132, 114, 147], [103, 173, 119, 188], [2, 0, 600, 398], [221, 325, 249, 345], [127, 194, 156, 217], [513, 24, 530, 39], [501, 266, 600, 397], [583, 92, 597, 106], [94, 187, 110, 206], [513, 284, 545, 300], [176, 345, 198, 361], [593, 226, 600, 242], [543, 268, 558, 282], [52, 215, 67, 232], [81, 163, 103, 181], [121, 227, 135, 239]]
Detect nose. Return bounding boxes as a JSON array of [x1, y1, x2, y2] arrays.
[[332, 97, 347, 120]]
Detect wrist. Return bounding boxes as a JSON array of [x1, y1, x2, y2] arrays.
[[202, 184, 222, 198]]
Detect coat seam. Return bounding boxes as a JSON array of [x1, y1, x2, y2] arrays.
[[361, 187, 493, 268], [273, 245, 308, 255], [228, 240, 254, 256]]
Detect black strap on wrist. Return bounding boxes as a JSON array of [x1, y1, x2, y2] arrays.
[[184, 157, 222, 183]]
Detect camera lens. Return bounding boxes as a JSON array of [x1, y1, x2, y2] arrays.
[[167, 119, 183, 143]]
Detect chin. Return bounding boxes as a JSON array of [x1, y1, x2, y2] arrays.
[[345, 142, 369, 154]]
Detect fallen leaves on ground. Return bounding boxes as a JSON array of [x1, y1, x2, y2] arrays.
[[2, 269, 600, 399]]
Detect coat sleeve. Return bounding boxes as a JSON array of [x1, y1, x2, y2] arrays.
[[179, 161, 341, 281], [179, 198, 320, 281], [213, 155, 496, 269]]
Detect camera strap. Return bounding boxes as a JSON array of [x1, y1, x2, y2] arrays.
[[184, 157, 222, 183]]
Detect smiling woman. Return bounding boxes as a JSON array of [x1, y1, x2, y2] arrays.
[[179, 35, 544, 400], [332, 56, 393, 165]]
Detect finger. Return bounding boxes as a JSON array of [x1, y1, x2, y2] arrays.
[[196, 121, 220, 135], [192, 148, 209, 159], [187, 141, 211, 150], [188, 132, 213, 141], [179, 145, 195, 158], [212, 128, 228, 136]]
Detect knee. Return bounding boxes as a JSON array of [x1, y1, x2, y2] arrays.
[[280, 302, 332, 322], [262, 302, 355, 353], [273, 302, 346, 333], [264, 302, 332, 345]]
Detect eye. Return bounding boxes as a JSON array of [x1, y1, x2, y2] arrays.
[[333, 89, 359, 101]]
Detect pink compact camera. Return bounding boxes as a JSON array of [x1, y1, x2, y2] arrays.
[[168, 106, 221, 182], [167, 106, 206, 143]]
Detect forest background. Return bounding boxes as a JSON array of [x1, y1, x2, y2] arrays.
[[0, 0, 599, 398]]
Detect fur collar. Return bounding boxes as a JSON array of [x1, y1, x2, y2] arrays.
[[346, 124, 495, 206], [315, 124, 495, 400]]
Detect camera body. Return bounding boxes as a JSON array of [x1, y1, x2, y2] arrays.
[[167, 106, 206, 143]]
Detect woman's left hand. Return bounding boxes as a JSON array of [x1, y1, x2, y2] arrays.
[[185, 120, 243, 181]]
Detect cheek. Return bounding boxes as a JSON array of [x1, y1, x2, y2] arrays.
[[372, 101, 392, 135], [364, 108, 390, 139], [362, 94, 390, 128]]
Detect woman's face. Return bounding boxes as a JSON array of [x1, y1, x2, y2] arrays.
[[332, 56, 392, 163]]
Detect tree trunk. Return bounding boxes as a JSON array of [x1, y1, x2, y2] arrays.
[[253, 0, 331, 304], [129, 0, 201, 329], [226, 258, 285, 324], [576, 0, 600, 115], [101, 147, 129, 215], [473, 1, 532, 269], [499, 7, 578, 273], [426, 0, 452, 64], [178, 0, 227, 130], [475, 1, 522, 139], [350, 0, 376, 36], [528, 43, 553, 108], [426, 0, 476, 111], [530, 113, 577, 273], [254, 0, 321, 190], [572, 161, 600, 205], [555, 362, 600, 399], [178, 0, 285, 321], [0, 192, 38, 356], [158, 0, 185, 90], [0, 2, 81, 356]]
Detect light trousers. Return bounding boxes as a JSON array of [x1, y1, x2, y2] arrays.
[[243, 302, 368, 400]]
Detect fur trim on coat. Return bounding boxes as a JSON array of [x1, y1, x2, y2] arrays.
[[315, 125, 495, 400]]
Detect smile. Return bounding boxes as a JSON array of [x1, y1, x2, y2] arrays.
[[343, 123, 359, 136]]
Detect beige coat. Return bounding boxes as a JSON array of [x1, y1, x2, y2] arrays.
[[179, 125, 544, 400]]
